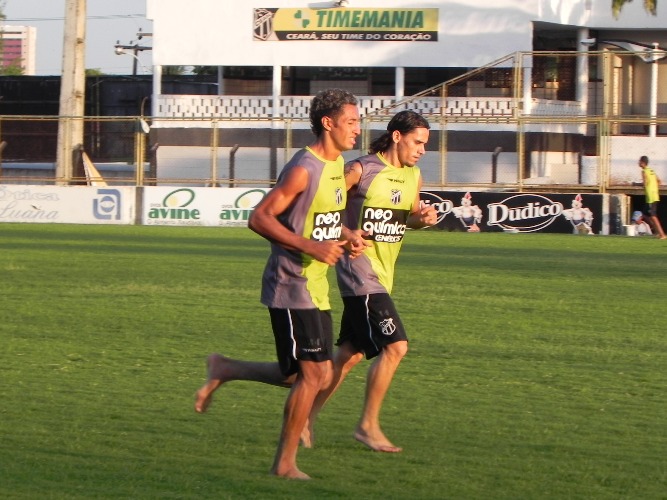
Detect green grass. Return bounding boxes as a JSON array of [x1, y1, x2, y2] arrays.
[[1, 224, 666, 499]]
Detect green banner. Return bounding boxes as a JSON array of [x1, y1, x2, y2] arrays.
[[253, 8, 439, 41]]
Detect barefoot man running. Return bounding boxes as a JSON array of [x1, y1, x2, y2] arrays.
[[195, 88, 365, 479]]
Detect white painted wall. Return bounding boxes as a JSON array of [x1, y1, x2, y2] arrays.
[[609, 136, 667, 183], [146, 0, 535, 68], [146, 1, 667, 70]]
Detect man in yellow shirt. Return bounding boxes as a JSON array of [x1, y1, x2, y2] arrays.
[[304, 111, 437, 452], [639, 155, 666, 240]]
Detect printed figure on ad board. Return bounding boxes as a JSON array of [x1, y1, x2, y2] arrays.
[[562, 194, 594, 234], [452, 191, 483, 232]]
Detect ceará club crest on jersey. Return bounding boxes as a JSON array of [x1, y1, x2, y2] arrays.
[[335, 187, 343, 206]]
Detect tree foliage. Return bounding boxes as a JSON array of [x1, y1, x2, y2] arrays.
[[0, 1, 24, 75], [613, 0, 658, 18]]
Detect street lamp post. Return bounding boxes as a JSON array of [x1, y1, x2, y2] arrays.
[[114, 41, 151, 75]]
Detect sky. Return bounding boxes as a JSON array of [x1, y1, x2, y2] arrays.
[[4, 0, 153, 75]]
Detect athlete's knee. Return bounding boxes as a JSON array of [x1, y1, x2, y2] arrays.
[[321, 363, 334, 390], [334, 347, 362, 375], [299, 360, 331, 388], [384, 340, 408, 361]]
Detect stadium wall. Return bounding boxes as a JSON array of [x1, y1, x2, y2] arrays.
[[0, 184, 638, 236]]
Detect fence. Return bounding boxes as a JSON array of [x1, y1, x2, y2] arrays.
[[1, 51, 667, 195]]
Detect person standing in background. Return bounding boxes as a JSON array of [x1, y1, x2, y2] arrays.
[[638, 155, 666, 240]]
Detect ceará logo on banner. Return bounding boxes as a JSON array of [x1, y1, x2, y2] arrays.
[[487, 194, 563, 232], [147, 188, 201, 223], [219, 189, 267, 226]]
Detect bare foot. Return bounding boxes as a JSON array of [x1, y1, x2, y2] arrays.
[[194, 354, 226, 413], [354, 429, 402, 453], [270, 466, 311, 480]]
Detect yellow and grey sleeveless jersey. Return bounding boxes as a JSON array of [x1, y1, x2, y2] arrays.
[[336, 152, 420, 296], [644, 167, 660, 203], [260, 147, 346, 311]]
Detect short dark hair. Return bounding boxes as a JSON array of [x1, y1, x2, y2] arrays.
[[640, 155, 649, 164], [309, 89, 358, 137], [369, 110, 430, 154]]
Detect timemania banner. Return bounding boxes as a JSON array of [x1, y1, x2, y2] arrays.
[[253, 8, 438, 42]]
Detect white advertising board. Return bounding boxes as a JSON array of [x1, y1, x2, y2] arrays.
[[141, 187, 269, 227], [0, 185, 135, 224]]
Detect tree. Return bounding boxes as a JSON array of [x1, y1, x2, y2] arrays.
[[163, 65, 189, 76], [0, 2, 25, 75], [612, 0, 658, 18], [2, 60, 24, 75], [192, 66, 218, 76]]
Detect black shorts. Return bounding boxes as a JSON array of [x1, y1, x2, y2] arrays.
[[268, 308, 334, 377], [645, 202, 659, 217], [337, 294, 408, 360]]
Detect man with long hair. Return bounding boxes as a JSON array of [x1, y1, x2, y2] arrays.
[[304, 110, 437, 452]]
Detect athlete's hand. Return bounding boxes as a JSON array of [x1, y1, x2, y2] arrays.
[[345, 230, 372, 259], [416, 202, 437, 226], [306, 239, 347, 265]]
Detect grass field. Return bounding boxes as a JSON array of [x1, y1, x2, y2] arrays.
[[1, 223, 666, 499]]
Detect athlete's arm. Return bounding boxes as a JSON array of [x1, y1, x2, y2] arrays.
[[248, 165, 346, 266], [344, 160, 363, 190], [341, 160, 370, 258]]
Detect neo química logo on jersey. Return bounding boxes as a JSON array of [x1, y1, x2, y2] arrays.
[[147, 188, 201, 225], [362, 206, 409, 243], [312, 210, 343, 241], [219, 189, 267, 226]]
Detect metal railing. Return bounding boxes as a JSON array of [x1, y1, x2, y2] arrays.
[[1, 51, 666, 193]]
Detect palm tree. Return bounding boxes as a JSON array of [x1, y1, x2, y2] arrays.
[[613, 0, 657, 18]]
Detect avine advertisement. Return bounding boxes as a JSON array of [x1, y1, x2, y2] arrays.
[[142, 187, 269, 227]]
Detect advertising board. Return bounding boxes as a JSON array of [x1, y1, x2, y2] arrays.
[[420, 191, 608, 234], [0, 186, 135, 224], [141, 187, 269, 227]]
